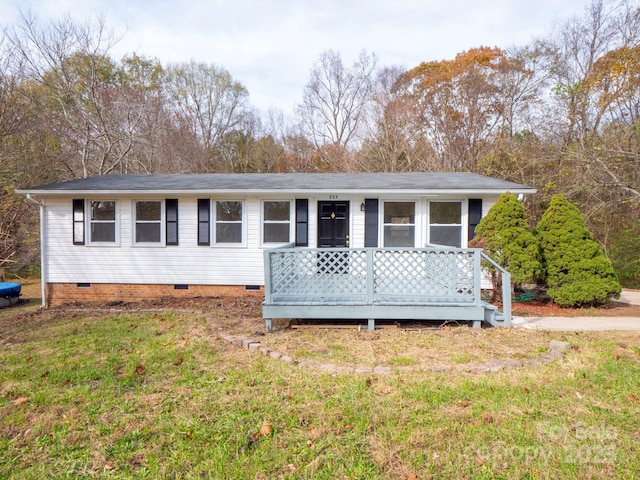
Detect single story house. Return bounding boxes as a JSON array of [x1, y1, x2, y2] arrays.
[[18, 172, 535, 327]]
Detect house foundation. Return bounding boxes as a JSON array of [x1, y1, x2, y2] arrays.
[[46, 282, 263, 307]]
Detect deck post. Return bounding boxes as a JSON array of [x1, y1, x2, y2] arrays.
[[501, 270, 512, 326], [263, 250, 273, 304], [366, 248, 375, 304], [473, 249, 483, 304], [263, 250, 273, 332], [368, 319, 375, 331]]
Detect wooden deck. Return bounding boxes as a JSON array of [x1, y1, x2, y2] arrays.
[[263, 246, 511, 331]]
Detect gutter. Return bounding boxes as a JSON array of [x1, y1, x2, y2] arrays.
[[25, 194, 46, 308]]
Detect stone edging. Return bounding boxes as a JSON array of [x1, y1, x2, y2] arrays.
[[219, 333, 572, 374]]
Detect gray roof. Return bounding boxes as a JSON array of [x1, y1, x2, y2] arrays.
[[18, 172, 536, 195]]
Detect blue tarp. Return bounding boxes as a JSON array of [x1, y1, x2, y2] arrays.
[[0, 282, 21, 298]]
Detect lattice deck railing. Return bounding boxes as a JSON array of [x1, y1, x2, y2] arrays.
[[264, 247, 483, 305]]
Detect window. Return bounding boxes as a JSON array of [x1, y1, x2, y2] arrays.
[[197, 199, 210, 245], [429, 201, 462, 247], [383, 201, 415, 247], [133, 200, 178, 245], [214, 200, 243, 244], [73, 199, 85, 245], [135, 201, 162, 243], [90, 201, 116, 243], [263, 201, 291, 244]]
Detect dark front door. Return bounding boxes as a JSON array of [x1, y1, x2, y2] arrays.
[[317, 201, 349, 247]]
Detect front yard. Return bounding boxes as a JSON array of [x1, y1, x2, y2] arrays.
[[0, 293, 639, 479]]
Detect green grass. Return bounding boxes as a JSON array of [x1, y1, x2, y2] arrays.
[[1, 310, 639, 479]]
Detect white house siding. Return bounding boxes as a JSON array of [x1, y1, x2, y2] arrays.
[[44, 194, 369, 287], [45, 196, 265, 286], [43, 194, 502, 288]]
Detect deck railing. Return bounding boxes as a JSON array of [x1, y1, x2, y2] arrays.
[[266, 246, 501, 303], [263, 246, 512, 328], [480, 251, 512, 324]]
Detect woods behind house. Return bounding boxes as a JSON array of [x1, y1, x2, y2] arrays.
[[1, 0, 639, 287]]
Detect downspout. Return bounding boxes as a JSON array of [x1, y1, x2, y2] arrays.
[[26, 194, 46, 308]]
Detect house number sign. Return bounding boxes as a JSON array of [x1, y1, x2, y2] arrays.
[[328, 194, 339, 199]]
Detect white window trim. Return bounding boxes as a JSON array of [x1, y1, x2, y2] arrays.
[[212, 199, 246, 247], [381, 200, 418, 248], [133, 199, 165, 246], [87, 200, 119, 246], [260, 199, 293, 246], [427, 200, 465, 248]]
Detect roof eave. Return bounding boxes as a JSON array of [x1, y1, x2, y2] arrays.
[[16, 187, 538, 196]]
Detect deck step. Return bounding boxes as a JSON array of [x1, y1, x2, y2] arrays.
[[481, 303, 511, 328]]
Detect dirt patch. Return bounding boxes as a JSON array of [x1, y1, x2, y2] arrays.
[[39, 293, 640, 317], [255, 326, 560, 370], [3, 292, 637, 342]]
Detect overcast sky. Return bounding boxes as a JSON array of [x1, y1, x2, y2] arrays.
[[1, 0, 589, 115]]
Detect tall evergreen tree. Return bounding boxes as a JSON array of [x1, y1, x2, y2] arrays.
[[535, 194, 621, 307], [473, 193, 542, 301]]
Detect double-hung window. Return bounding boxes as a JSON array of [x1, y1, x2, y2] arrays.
[[214, 200, 243, 244], [133, 199, 179, 245], [263, 201, 291, 244], [429, 201, 462, 248], [90, 201, 117, 243], [383, 201, 415, 247], [135, 201, 162, 243]]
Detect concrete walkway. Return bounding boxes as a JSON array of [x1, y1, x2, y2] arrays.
[[513, 289, 640, 331], [619, 289, 640, 306], [513, 316, 640, 331]]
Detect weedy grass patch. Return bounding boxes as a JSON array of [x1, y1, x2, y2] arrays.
[[0, 307, 639, 479]]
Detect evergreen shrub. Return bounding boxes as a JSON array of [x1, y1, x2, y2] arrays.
[[474, 193, 542, 300], [535, 194, 621, 307]]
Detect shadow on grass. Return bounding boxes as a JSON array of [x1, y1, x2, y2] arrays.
[[0, 297, 42, 320]]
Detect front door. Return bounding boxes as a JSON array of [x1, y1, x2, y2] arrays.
[[317, 201, 349, 247]]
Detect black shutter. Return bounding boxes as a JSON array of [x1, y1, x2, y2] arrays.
[[166, 199, 178, 245], [468, 199, 482, 241], [72, 199, 85, 245], [197, 199, 210, 246], [295, 199, 308, 247], [364, 199, 379, 247]]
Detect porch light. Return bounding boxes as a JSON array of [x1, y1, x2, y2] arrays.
[[360, 202, 365, 212]]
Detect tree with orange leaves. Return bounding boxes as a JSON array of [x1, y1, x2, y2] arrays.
[[393, 46, 538, 172]]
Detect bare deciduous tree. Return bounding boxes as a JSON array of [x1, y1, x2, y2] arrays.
[[546, 0, 640, 144], [164, 61, 250, 171], [297, 49, 377, 157], [8, 12, 142, 178], [0, 33, 51, 269], [356, 66, 437, 172]]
